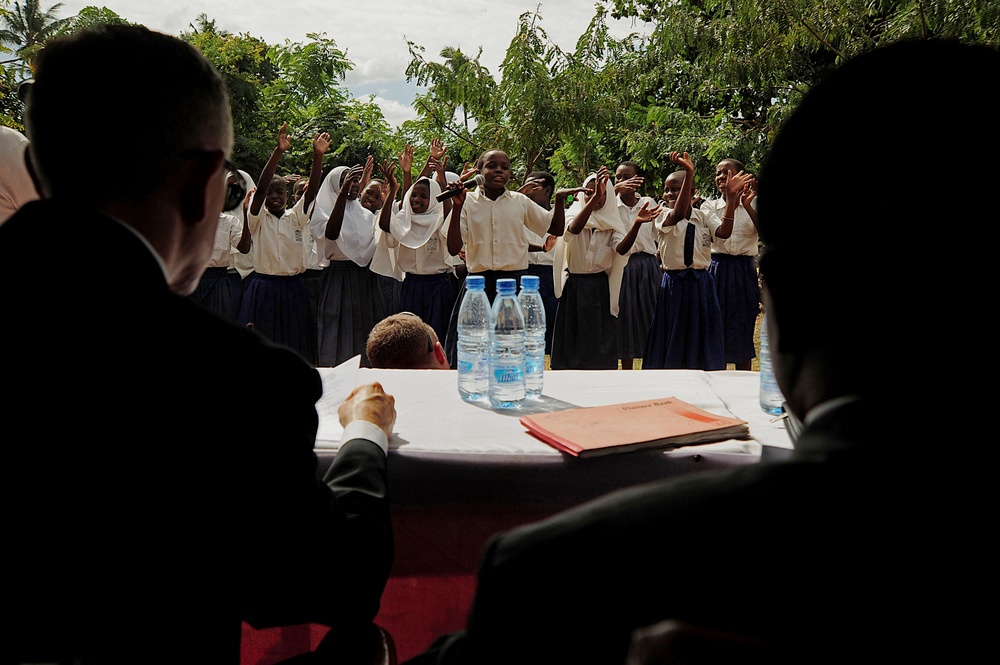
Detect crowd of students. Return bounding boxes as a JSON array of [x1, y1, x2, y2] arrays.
[[194, 135, 763, 373]]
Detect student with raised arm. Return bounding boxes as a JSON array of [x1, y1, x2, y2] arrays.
[[613, 160, 662, 370], [706, 157, 760, 370], [377, 144, 454, 346], [642, 151, 749, 370], [310, 160, 385, 366], [239, 123, 329, 364], [442, 149, 570, 365]]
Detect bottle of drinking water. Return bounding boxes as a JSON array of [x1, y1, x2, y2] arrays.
[[456, 275, 490, 402], [488, 278, 526, 409], [518, 274, 546, 398], [758, 313, 785, 416]]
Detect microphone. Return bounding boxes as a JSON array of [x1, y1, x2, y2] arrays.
[[436, 174, 485, 201]]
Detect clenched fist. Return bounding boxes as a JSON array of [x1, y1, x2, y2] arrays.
[[339, 382, 397, 439]]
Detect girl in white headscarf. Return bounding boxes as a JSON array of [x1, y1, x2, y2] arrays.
[[376, 152, 455, 346], [309, 163, 386, 366], [549, 167, 632, 370]]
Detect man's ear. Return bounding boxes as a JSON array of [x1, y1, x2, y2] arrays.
[[433, 341, 450, 369], [179, 149, 224, 225]]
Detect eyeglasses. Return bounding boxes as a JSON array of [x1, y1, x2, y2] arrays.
[[223, 159, 247, 212], [181, 149, 247, 213]]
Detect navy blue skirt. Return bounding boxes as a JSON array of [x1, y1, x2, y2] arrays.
[[189, 266, 242, 324], [238, 272, 314, 364], [399, 272, 454, 346], [616, 252, 661, 361], [642, 268, 725, 370], [550, 272, 618, 370], [709, 253, 760, 364], [317, 260, 387, 368], [525, 263, 559, 355]]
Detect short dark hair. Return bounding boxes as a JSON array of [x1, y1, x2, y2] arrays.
[[525, 171, 555, 191], [366, 313, 437, 369], [25, 24, 231, 204]]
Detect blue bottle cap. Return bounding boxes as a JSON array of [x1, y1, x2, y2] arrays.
[[466, 275, 485, 290], [496, 278, 516, 295], [520, 275, 540, 290]]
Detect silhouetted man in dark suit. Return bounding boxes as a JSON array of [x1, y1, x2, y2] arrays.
[[403, 38, 997, 665], [2, 25, 396, 665]]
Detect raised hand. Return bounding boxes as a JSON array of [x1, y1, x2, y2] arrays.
[[636, 201, 662, 223], [725, 170, 753, 200], [398, 144, 414, 173], [379, 159, 398, 189], [614, 175, 644, 195], [313, 131, 332, 155], [429, 138, 447, 161], [276, 122, 291, 152], [740, 178, 757, 207], [518, 178, 544, 197], [669, 151, 694, 173]]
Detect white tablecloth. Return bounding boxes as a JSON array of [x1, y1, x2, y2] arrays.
[[315, 368, 790, 456]]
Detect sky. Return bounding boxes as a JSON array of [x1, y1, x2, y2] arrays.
[[48, 1, 650, 127]]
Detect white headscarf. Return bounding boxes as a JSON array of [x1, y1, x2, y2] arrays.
[[371, 200, 404, 281], [309, 165, 378, 266], [229, 169, 256, 278], [390, 176, 445, 249], [553, 172, 630, 316]]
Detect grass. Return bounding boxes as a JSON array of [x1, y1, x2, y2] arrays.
[[544, 312, 764, 372]]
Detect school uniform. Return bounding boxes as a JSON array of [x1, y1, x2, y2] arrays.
[[706, 197, 760, 365], [444, 188, 554, 366], [310, 166, 385, 368], [239, 196, 314, 364], [550, 187, 626, 370], [385, 178, 453, 346], [643, 207, 726, 370], [188, 212, 244, 323], [615, 195, 661, 364]]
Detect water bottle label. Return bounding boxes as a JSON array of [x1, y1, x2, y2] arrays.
[[457, 359, 473, 373], [525, 358, 542, 374], [492, 365, 523, 383]]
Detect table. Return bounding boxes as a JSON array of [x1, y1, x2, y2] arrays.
[[241, 369, 791, 664]]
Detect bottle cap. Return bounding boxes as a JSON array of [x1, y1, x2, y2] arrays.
[[466, 275, 485, 290], [520, 275, 540, 290], [496, 278, 516, 295]]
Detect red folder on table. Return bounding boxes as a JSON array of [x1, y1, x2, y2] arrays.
[[520, 397, 749, 458]]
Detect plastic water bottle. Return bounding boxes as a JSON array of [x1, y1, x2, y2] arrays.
[[518, 274, 546, 398], [456, 275, 490, 401], [488, 278, 526, 409], [758, 313, 785, 415]]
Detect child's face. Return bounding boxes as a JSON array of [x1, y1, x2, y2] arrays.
[[662, 173, 685, 207], [266, 177, 288, 215], [360, 182, 384, 212], [292, 180, 307, 203], [714, 160, 737, 194], [409, 182, 431, 214], [479, 150, 511, 192], [614, 164, 637, 184]]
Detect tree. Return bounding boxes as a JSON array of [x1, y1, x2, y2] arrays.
[[0, 0, 70, 75]]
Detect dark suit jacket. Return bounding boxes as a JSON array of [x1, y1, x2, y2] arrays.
[[404, 399, 967, 664], [1, 201, 392, 664]]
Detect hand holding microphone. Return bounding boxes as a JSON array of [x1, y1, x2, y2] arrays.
[[437, 173, 485, 202]]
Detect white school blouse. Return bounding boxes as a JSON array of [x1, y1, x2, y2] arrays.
[[705, 197, 758, 256], [247, 196, 309, 276], [460, 188, 552, 273], [206, 213, 244, 269], [655, 207, 722, 271]]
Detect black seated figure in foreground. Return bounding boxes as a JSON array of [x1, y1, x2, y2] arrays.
[[401, 38, 997, 665]]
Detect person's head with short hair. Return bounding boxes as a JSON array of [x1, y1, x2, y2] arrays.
[[292, 177, 308, 203], [476, 149, 512, 199], [661, 170, 686, 208], [23, 24, 234, 295], [361, 178, 386, 213], [366, 313, 450, 370], [524, 171, 554, 209], [757, 38, 998, 422], [265, 175, 288, 216]]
